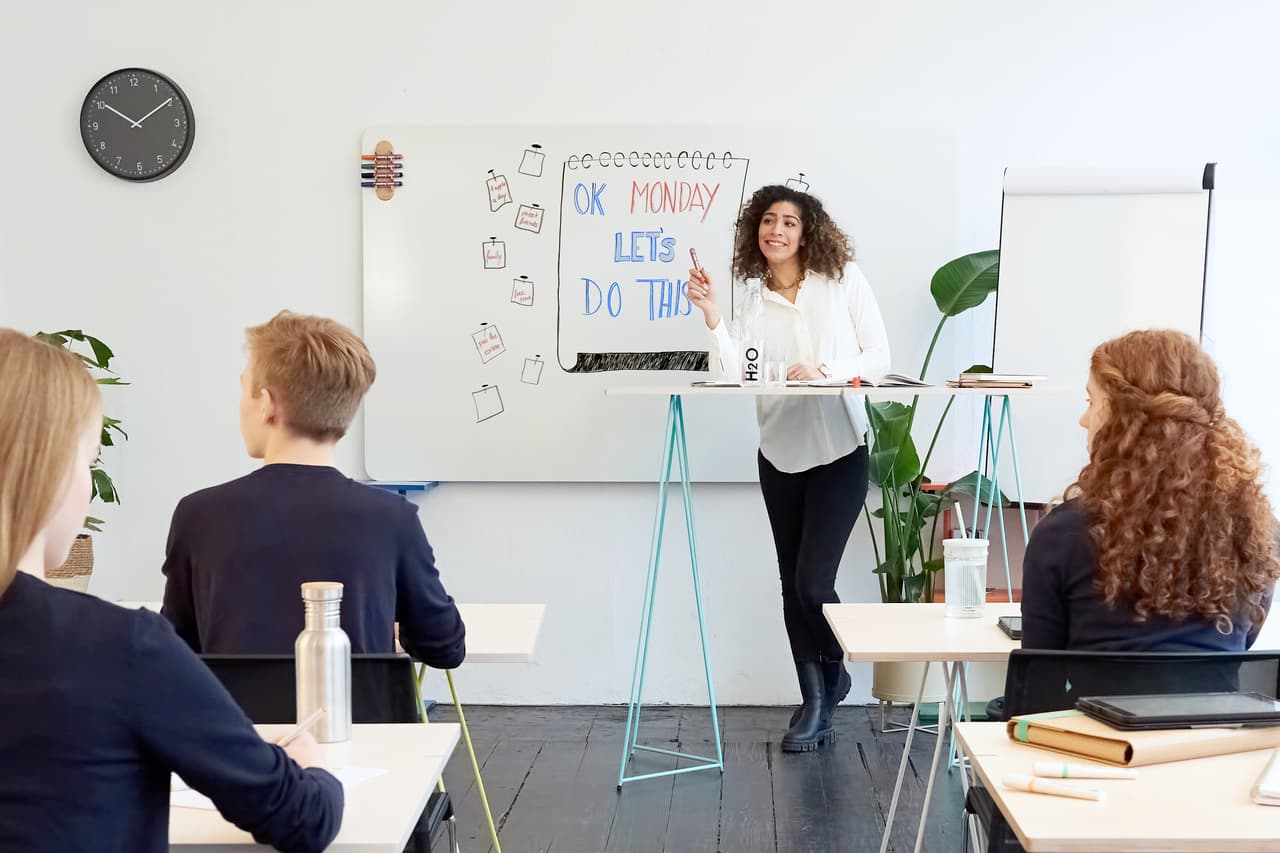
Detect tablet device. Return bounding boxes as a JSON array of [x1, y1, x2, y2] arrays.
[[1077, 692, 1280, 730], [997, 615, 1021, 640]]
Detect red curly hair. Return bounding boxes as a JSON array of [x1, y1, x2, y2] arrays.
[[1068, 330, 1279, 633]]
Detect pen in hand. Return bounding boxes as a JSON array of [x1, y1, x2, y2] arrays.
[[278, 707, 327, 748]]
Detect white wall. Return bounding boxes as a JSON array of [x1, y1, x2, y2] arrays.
[[3, 1, 1278, 705]]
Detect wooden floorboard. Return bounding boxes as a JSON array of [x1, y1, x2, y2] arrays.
[[542, 720, 625, 853], [662, 706, 723, 853], [427, 705, 965, 853], [818, 713, 884, 853], [716, 739, 777, 853], [604, 705, 681, 853]]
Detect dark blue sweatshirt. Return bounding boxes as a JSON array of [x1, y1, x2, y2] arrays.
[[0, 572, 342, 853], [1022, 501, 1272, 651], [161, 464, 465, 668]]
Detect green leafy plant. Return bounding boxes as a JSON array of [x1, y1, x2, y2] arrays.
[[35, 330, 128, 533], [865, 251, 1009, 603]]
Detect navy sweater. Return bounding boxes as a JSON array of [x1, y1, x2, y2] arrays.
[[0, 572, 342, 853], [161, 464, 465, 668], [1022, 501, 1271, 651]]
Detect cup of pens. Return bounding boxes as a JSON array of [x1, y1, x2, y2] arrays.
[[943, 503, 988, 618]]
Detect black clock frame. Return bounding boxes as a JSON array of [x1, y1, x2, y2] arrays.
[[80, 67, 194, 182]]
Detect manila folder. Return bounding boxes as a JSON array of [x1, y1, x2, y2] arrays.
[[1006, 710, 1280, 767]]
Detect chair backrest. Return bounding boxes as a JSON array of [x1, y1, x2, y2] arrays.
[[1003, 649, 1280, 718], [201, 654, 422, 724]]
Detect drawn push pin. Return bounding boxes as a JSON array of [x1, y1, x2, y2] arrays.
[[785, 172, 809, 192], [361, 140, 404, 201], [486, 169, 513, 212], [519, 143, 545, 178]]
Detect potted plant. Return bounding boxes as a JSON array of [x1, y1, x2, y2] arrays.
[[35, 330, 127, 592], [864, 252, 1010, 709]]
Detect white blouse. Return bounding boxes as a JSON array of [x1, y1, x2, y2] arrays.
[[708, 262, 891, 473]]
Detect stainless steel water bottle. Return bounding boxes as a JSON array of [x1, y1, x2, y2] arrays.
[[295, 581, 351, 743]]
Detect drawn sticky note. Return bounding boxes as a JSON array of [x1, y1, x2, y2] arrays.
[[482, 238, 506, 269], [785, 173, 809, 191], [472, 385, 504, 422], [521, 355, 545, 385], [511, 275, 534, 306], [514, 204, 545, 234], [486, 171, 512, 212], [472, 323, 506, 363], [519, 144, 545, 178]]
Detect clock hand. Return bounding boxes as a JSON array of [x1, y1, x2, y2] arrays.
[[103, 103, 141, 128], [134, 97, 173, 126]]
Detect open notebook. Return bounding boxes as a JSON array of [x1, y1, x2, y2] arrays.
[[693, 373, 929, 388]]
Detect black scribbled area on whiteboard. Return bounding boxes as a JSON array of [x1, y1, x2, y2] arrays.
[[567, 351, 709, 372]]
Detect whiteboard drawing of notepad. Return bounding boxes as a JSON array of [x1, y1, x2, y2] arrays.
[[472, 385, 503, 422], [555, 152, 750, 373]]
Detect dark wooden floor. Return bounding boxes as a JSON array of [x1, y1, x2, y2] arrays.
[[427, 705, 966, 853]]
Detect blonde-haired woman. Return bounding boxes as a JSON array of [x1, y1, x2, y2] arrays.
[[0, 328, 342, 853], [1022, 329, 1279, 650]]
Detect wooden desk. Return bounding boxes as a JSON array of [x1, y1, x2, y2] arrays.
[[456, 603, 545, 663], [824, 602, 1021, 663], [823, 602, 1021, 853], [170, 722, 460, 852], [955, 721, 1280, 852], [115, 601, 547, 664]]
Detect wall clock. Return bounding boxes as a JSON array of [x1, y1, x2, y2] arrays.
[[80, 68, 194, 181]]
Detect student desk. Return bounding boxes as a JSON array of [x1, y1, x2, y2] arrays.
[[454, 603, 545, 662], [114, 601, 546, 663], [823, 602, 1021, 853], [607, 384, 1053, 788], [118, 600, 545, 853], [169, 722, 460, 852], [955, 721, 1280, 852]]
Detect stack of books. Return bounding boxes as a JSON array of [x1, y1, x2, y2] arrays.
[[947, 371, 1047, 389]]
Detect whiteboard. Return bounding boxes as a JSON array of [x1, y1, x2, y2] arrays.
[[992, 165, 1212, 502], [361, 125, 956, 482]]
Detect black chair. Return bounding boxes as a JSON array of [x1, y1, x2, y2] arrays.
[[201, 653, 456, 853], [965, 649, 1280, 853]]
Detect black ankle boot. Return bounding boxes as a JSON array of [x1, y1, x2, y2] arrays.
[[782, 661, 834, 752], [820, 660, 851, 726], [789, 661, 851, 728]]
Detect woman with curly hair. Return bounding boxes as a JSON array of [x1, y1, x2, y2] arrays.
[[1021, 329, 1279, 651], [687, 185, 890, 751]]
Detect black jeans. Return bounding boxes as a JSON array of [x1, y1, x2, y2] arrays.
[[758, 445, 870, 663]]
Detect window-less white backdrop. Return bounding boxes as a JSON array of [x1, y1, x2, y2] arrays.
[[2, 0, 1277, 704]]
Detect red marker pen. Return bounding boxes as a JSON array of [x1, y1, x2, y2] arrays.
[[689, 248, 702, 271]]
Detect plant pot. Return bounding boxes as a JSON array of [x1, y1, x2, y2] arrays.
[[872, 660, 1011, 716], [871, 660, 949, 704], [46, 534, 93, 593]]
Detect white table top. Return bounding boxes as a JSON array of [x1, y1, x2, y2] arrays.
[[456, 603, 545, 663], [605, 384, 1073, 399], [170, 722, 459, 852], [115, 601, 546, 664], [822, 602, 1022, 662], [956, 721, 1280, 852]]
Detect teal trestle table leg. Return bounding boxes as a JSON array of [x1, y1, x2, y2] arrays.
[[618, 394, 725, 789], [950, 393, 1033, 769]]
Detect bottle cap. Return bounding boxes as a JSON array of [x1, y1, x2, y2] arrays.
[[301, 581, 344, 601]]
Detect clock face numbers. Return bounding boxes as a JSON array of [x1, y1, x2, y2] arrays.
[[81, 69, 193, 181]]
